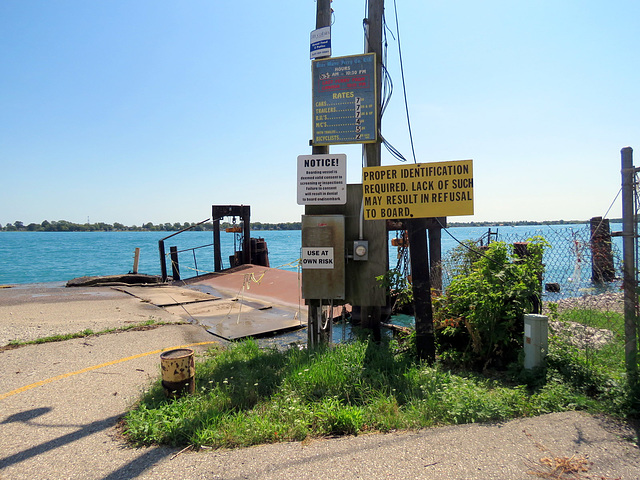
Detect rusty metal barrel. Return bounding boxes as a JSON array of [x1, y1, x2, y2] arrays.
[[160, 348, 195, 398]]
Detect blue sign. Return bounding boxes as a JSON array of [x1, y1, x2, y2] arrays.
[[312, 53, 377, 146], [310, 27, 331, 59]]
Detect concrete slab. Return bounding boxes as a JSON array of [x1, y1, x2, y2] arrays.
[[0, 285, 179, 346]]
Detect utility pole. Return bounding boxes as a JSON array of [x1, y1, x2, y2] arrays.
[[359, 0, 386, 340], [307, 0, 333, 347], [312, 0, 331, 162], [368, 0, 435, 360]]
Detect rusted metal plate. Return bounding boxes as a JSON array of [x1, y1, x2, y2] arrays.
[[164, 299, 257, 318], [155, 267, 307, 340], [204, 310, 303, 341], [114, 286, 219, 307], [165, 282, 306, 340], [186, 265, 303, 309], [164, 297, 303, 341]]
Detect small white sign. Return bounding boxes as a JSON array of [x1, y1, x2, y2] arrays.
[[301, 247, 335, 269], [310, 26, 331, 59], [297, 154, 347, 205]]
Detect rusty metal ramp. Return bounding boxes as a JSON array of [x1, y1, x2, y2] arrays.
[[115, 283, 304, 341], [185, 265, 303, 309], [164, 298, 304, 341], [114, 285, 219, 307]]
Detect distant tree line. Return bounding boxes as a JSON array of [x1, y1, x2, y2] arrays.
[[1, 218, 619, 232], [446, 219, 621, 227], [0, 220, 303, 232]]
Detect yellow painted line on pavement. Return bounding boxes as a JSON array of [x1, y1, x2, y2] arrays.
[[0, 341, 217, 401]]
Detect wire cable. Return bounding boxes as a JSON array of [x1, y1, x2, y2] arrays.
[[362, 0, 415, 166], [392, 0, 417, 163]]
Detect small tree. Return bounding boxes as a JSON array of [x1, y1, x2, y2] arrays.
[[434, 236, 548, 370]]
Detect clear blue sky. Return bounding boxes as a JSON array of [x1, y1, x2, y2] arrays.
[[1, 1, 638, 226]]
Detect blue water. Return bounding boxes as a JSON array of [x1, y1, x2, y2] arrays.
[[0, 224, 623, 294], [0, 230, 302, 285]]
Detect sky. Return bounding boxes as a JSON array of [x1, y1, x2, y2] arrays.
[[1, 1, 639, 226]]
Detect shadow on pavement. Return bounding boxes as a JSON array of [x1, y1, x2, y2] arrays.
[[0, 409, 171, 479]]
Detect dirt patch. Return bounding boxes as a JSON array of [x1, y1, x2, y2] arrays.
[[549, 320, 615, 349], [544, 291, 624, 315]]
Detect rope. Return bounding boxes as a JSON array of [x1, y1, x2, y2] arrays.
[[166, 257, 302, 277]]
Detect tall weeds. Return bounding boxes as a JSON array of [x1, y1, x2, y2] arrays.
[[123, 336, 621, 449]]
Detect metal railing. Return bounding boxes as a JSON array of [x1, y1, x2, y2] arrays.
[[158, 219, 210, 282]]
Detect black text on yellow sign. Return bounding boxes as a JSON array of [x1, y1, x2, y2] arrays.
[[362, 160, 474, 220]]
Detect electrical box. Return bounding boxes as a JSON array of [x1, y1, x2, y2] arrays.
[[301, 215, 345, 300], [524, 314, 549, 369], [353, 240, 369, 261]]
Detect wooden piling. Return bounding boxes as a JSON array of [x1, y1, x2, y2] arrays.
[[170, 246, 180, 281], [408, 218, 436, 363], [590, 216, 615, 283]]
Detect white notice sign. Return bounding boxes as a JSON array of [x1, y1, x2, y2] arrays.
[[297, 154, 347, 205], [301, 247, 335, 269]]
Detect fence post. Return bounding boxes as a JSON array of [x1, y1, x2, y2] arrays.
[[170, 246, 180, 281], [621, 146, 638, 390], [159, 240, 168, 282]]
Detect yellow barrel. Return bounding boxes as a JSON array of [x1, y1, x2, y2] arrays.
[[160, 348, 195, 398]]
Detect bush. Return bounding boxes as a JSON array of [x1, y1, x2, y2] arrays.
[[433, 237, 548, 370]]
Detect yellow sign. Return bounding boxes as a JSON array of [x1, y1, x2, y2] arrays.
[[362, 159, 474, 220]]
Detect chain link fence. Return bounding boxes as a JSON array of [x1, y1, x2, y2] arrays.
[[438, 223, 630, 386]]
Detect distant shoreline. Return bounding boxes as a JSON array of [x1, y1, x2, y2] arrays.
[[0, 218, 621, 233], [447, 218, 621, 227]]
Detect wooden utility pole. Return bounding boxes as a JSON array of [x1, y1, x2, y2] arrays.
[[408, 219, 436, 363], [365, 0, 383, 149], [307, 0, 333, 347], [358, 0, 386, 340]]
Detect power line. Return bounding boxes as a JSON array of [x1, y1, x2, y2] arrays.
[[392, 0, 417, 163]]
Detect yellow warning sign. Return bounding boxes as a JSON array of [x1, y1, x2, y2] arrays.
[[362, 159, 474, 220]]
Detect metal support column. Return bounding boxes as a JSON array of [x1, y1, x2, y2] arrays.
[[621, 146, 638, 388]]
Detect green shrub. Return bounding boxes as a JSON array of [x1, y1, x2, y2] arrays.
[[434, 237, 548, 369]]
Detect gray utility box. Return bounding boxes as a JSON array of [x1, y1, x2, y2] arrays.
[[301, 215, 345, 300], [524, 314, 549, 369]]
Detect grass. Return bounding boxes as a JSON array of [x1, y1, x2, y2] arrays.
[[3, 318, 177, 349], [122, 322, 638, 450], [541, 307, 633, 413]]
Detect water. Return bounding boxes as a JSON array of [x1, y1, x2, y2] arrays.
[[0, 224, 622, 292], [0, 230, 302, 285]]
